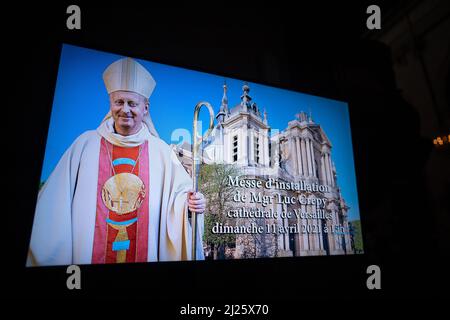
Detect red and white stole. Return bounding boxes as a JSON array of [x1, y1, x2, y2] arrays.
[[91, 138, 149, 263]]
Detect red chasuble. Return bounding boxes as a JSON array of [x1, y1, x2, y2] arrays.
[[91, 138, 149, 263]]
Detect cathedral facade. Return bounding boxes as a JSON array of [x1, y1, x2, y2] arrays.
[[174, 83, 355, 258]]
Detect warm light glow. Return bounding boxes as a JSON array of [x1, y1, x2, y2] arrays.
[[433, 133, 450, 148]]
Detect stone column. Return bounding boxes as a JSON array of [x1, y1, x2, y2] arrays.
[[273, 137, 280, 168], [307, 204, 315, 251], [325, 153, 332, 186], [226, 130, 232, 163], [277, 202, 284, 250], [327, 215, 335, 251], [295, 137, 302, 176], [327, 153, 334, 186], [283, 203, 289, 252], [263, 130, 270, 166], [335, 212, 340, 250], [242, 126, 248, 166], [312, 205, 320, 251], [301, 138, 308, 177], [277, 205, 284, 250], [259, 131, 263, 166], [334, 211, 339, 250], [296, 207, 303, 253], [310, 140, 316, 178], [306, 204, 314, 251], [301, 203, 308, 251], [321, 155, 327, 184], [290, 137, 298, 174], [223, 129, 227, 163], [306, 138, 313, 176], [249, 129, 254, 165], [276, 202, 284, 250], [333, 212, 339, 250], [218, 128, 224, 163], [318, 218, 324, 251]]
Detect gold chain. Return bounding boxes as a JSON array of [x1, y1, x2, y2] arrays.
[[103, 139, 144, 193]]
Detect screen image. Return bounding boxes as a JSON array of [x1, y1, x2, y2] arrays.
[[27, 44, 363, 266]]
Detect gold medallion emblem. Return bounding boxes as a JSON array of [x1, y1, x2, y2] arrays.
[[101, 172, 146, 214]]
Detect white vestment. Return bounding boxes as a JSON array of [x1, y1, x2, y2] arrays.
[[28, 124, 204, 266]]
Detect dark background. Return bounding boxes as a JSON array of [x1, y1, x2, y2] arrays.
[[9, 1, 449, 304]]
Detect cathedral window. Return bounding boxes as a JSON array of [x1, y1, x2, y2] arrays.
[[254, 136, 260, 164], [268, 142, 272, 166], [233, 135, 238, 162]]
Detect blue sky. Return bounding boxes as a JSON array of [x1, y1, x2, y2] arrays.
[[41, 44, 360, 221]]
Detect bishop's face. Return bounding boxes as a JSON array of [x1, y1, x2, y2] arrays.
[[109, 91, 149, 136]]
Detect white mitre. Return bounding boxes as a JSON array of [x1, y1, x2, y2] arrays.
[[101, 57, 159, 137], [103, 57, 156, 98]]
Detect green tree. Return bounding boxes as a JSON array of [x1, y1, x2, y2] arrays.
[[199, 163, 240, 259], [349, 220, 364, 253]]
